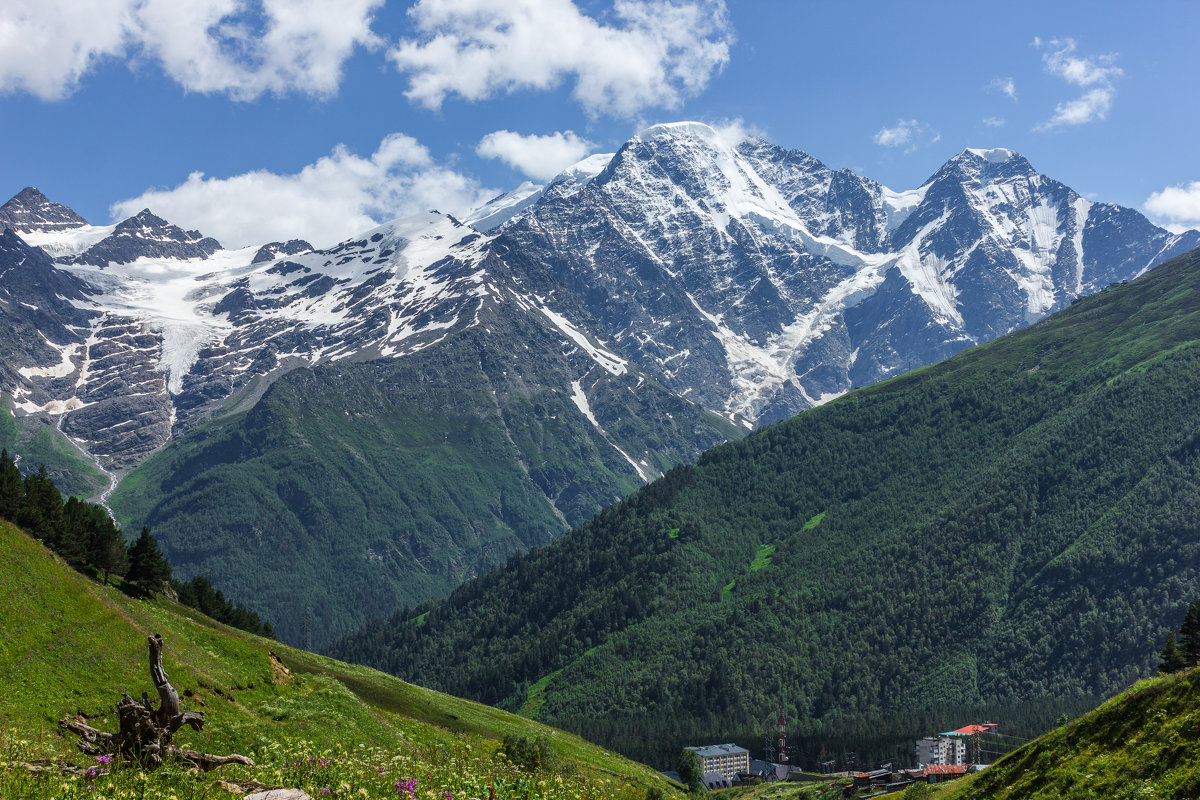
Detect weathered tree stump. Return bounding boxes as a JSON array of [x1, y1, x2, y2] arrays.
[[60, 634, 254, 772]]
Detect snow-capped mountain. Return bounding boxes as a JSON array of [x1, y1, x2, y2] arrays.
[[4, 194, 724, 477], [497, 123, 1200, 423], [1, 122, 1197, 645], [0, 186, 739, 645]]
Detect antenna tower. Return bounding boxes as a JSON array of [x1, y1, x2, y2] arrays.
[[777, 710, 788, 764]]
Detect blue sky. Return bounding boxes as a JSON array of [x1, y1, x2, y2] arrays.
[[1, 0, 1197, 248]]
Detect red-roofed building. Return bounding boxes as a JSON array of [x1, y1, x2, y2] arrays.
[[945, 723, 998, 737], [916, 722, 998, 766]]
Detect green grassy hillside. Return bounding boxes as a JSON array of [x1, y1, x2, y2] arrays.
[[0, 518, 675, 799], [942, 667, 1200, 800], [334, 247, 1200, 768]]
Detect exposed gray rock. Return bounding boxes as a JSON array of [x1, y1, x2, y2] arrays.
[[70, 209, 222, 266], [0, 187, 89, 232]]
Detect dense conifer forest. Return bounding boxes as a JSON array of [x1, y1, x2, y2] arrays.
[[332, 247, 1200, 769]]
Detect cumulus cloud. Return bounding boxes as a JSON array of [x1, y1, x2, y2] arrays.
[[989, 76, 1017, 102], [476, 130, 595, 180], [874, 120, 917, 148], [0, 0, 131, 99], [0, 0, 382, 100], [1034, 37, 1122, 130], [872, 119, 937, 154], [1145, 181, 1200, 232], [111, 134, 494, 248], [390, 0, 732, 117]]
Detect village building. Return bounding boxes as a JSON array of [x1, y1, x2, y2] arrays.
[[701, 772, 733, 790], [915, 723, 998, 766], [685, 744, 751, 779]]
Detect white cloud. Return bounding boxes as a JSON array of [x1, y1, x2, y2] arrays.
[[1034, 37, 1122, 130], [390, 0, 732, 117], [1039, 87, 1116, 130], [705, 117, 766, 147], [0, 0, 131, 99], [1145, 181, 1200, 232], [111, 134, 494, 249], [0, 0, 382, 100], [874, 120, 917, 148], [982, 116, 1006, 128], [872, 119, 937, 154], [989, 77, 1017, 102], [476, 130, 595, 180]]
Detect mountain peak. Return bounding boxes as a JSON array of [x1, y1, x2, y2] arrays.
[[123, 208, 168, 227], [930, 147, 1037, 186], [963, 146, 1019, 163], [633, 121, 753, 152], [69, 207, 223, 266], [11, 186, 51, 205], [0, 186, 89, 232]]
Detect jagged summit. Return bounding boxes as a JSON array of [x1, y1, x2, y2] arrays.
[[251, 238, 314, 264], [931, 146, 1037, 186], [965, 146, 1019, 163], [68, 208, 223, 266], [0, 186, 89, 232]]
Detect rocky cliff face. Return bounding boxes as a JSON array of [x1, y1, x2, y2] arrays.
[[500, 125, 1200, 423]]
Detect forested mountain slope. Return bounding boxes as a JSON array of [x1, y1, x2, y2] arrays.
[[334, 246, 1200, 767]]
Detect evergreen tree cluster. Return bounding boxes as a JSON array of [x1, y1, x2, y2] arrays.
[[1158, 598, 1200, 673], [1, 450, 128, 585], [174, 575, 274, 638], [676, 749, 705, 794], [0, 449, 272, 639]]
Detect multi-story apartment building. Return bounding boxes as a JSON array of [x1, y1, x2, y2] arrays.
[[686, 744, 751, 778]]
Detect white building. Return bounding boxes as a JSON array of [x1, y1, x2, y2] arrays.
[[686, 744, 751, 779], [914, 735, 966, 766], [915, 723, 996, 766]]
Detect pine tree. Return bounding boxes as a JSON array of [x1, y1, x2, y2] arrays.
[[126, 527, 173, 595], [0, 449, 22, 519], [1158, 631, 1187, 673], [1179, 599, 1200, 667], [89, 519, 129, 585], [677, 749, 705, 794]]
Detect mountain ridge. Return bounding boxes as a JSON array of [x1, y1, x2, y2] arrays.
[[332, 243, 1200, 767], [0, 123, 1196, 650], [500, 124, 1199, 422]]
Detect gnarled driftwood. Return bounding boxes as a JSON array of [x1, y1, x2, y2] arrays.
[[60, 634, 254, 772]]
